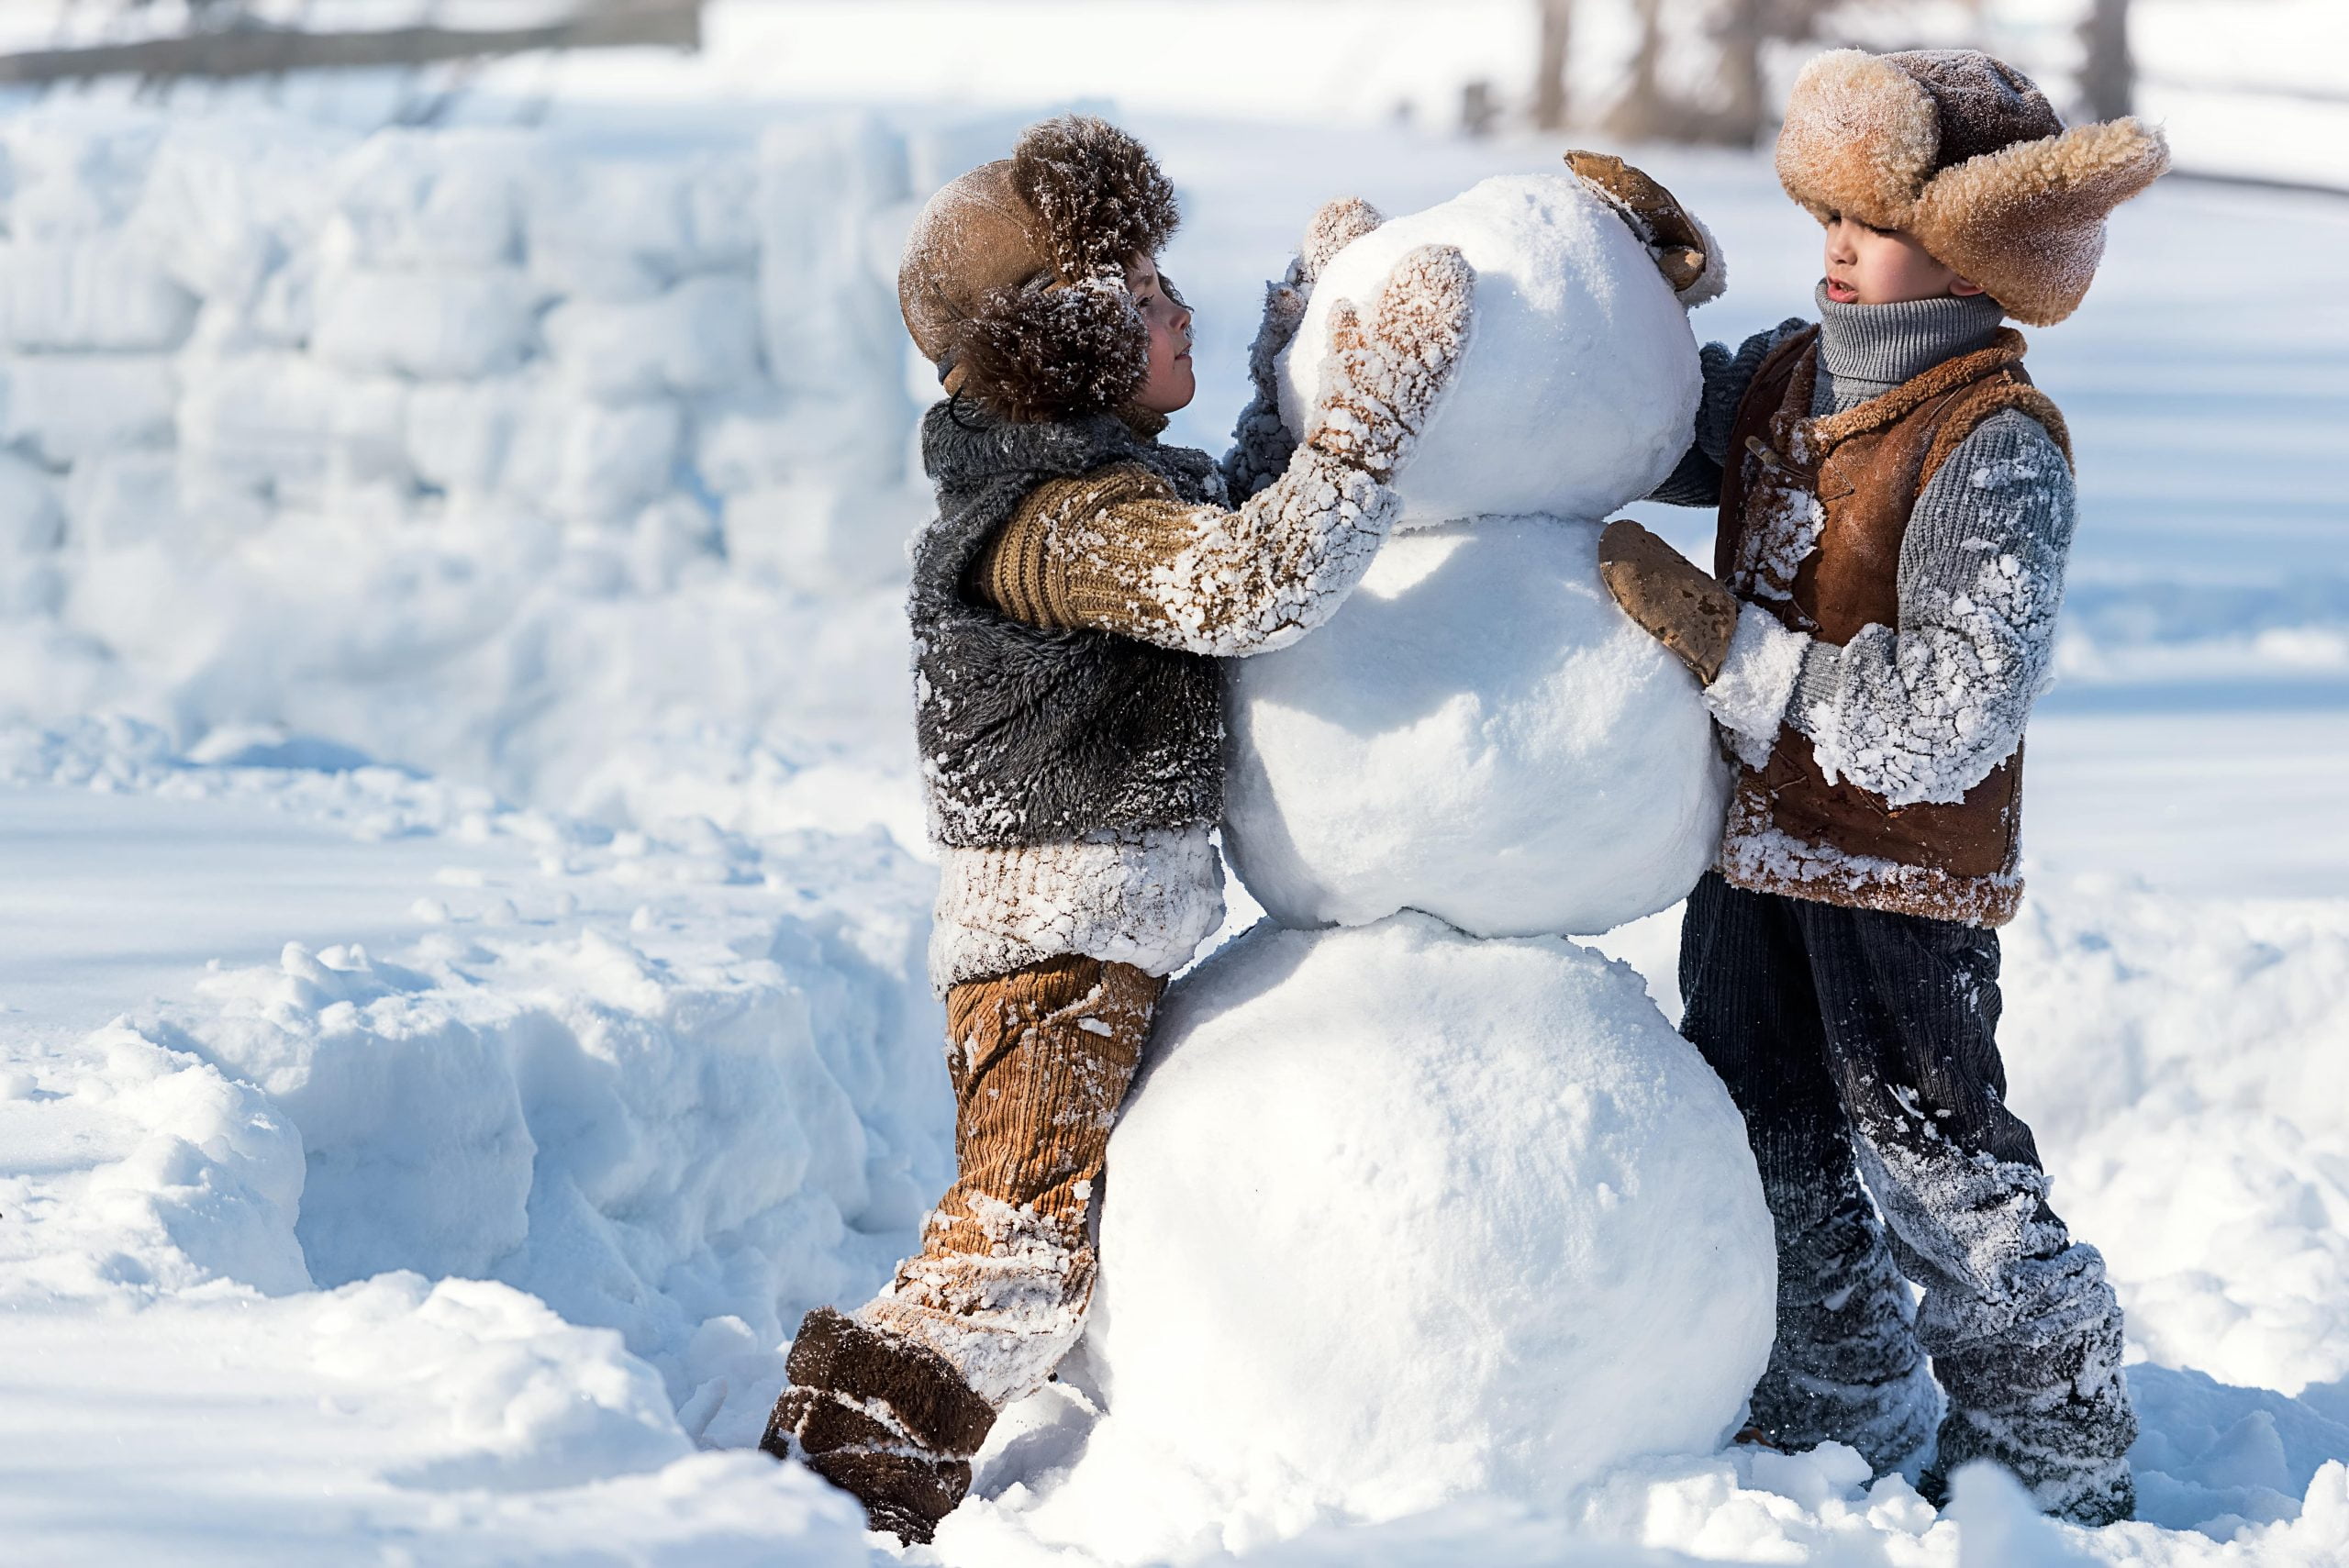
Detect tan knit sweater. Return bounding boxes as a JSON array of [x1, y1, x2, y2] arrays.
[[968, 464, 1191, 633]]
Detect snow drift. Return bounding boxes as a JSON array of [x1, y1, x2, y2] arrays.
[[0, 105, 1016, 828]]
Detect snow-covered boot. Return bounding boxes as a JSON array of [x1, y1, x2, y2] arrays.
[[1916, 1248, 2138, 1525], [762, 1307, 996, 1545], [1743, 1168, 1941, 1474]]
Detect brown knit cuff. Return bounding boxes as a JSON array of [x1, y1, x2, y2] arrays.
[[970, 484, 1069, 628], [967, 462, 1192, 637], [784, 1306, 998, 1457]]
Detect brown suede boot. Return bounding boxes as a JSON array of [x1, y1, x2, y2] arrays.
[[761, 1307, 996, 1545], [764, 955, 1163, 1542]]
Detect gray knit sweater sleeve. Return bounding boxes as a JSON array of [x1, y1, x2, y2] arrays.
[[1787, 408, 2076, 806], [1648, 318, 1813, 507]]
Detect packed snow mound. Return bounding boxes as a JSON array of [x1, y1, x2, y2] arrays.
[[0, 105, 1002, 829], [1009, 915, 1775, 1562], [1276, 172, 1700, 525], [1222, 517, 1732, 935]]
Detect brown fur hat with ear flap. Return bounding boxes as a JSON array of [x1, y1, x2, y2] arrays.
[[1776, 48, 2168, 325], [897, 115, 1180, 423]]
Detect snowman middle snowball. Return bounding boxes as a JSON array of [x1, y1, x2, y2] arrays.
[[1228, 172, 1733, 937]]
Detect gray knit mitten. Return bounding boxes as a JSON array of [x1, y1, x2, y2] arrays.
[[1224, 196, 1386, 500]]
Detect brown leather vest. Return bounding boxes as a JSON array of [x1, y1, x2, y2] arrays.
[[1712, 325, 2072, 927]]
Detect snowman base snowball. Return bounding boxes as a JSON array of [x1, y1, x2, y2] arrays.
[[978, 917, 1778, 1562]]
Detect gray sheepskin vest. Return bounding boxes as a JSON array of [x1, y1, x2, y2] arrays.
[[911, 399, 1227, 850]]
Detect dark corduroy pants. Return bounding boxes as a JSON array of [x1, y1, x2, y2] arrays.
[[1678, 873, 2137, 1523]]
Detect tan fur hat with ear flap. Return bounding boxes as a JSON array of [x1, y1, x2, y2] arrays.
[[897, 115, 1180, 422], [1776, 48, 2169, 325]]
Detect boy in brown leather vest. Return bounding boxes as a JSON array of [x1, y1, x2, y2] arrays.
[[1598, 50, 2166, 1524]]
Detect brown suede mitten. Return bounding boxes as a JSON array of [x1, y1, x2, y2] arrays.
[[1564, 150, 1711, 296], [1598, 517, 1740, 684], [1307, 243, 1476, 482]]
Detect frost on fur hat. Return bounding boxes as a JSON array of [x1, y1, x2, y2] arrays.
[[897, 115, 1179, 421], [1776, 49, 2168, 325]]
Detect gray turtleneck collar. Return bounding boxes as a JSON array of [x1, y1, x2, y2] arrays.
[[1810, 282, 2007, 414]]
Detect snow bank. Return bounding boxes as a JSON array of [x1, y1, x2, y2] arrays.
[[0, 106, 920, 537], [155, 910, 943, 1433], [0, 753, 951, 1559], [2, 1281, 875, 1566], [1998, 885, 2349, 1400], [0, 104, 1011, 828], [981, 915, 1774, 1562], [0, 1022, 308, 1300]]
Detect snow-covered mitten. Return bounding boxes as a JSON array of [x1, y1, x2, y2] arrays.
[[1225, 196, 1386, 499], [1304, 242, 1476, 484], [762, 1307, 996, 1545], [1597, 518, 1739, 682], [1564, 150, 1723, 306]]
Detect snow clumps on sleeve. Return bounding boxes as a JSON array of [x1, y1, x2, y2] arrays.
[[1795, 410, 2076, 806], [1138, 451, 1398, 656], [1705, 603, 1813, 765]]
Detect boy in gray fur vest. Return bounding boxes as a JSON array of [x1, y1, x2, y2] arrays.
[[1598, 50, 2167, 1524], [760, 115, 1477, 1544]]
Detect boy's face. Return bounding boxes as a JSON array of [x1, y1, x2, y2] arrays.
[[1125, 255, 1196, 415], [1821, 215, 1987, 307]]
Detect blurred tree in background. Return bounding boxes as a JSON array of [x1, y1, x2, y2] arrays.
[[1592, 0, 1994, 147], [2077, 0, 2135, 120], [0, 1, 698, 94]]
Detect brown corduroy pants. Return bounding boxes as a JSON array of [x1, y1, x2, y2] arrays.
[[858, 953, 1163, 1409]]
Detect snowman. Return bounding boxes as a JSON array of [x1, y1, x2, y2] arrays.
[[972, 166, 1780, 1562]]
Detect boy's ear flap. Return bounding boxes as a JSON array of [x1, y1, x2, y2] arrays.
[[1011, 115, 1181, 284], [1908, 117, 2169, 326], [952, 278, 1151, 423]]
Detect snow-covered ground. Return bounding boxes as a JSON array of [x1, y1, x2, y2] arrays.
[[2, 42, 2346, 1568]]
